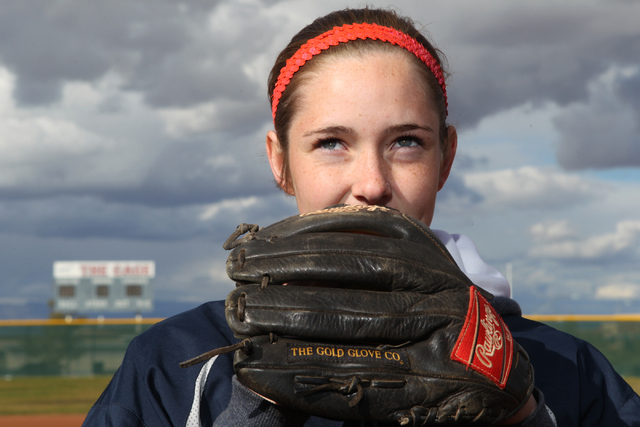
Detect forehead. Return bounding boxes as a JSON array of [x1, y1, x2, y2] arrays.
[[291, 51, 436, 128], [305, 45, 431, 91]]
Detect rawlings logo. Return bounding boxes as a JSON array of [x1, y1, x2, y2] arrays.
[[475, 304, 504, 368], [300, 205, 390, 217], [451, 286, 513, 389]]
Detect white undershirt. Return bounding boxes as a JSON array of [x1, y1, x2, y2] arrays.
[[432, 230, 511, 298]]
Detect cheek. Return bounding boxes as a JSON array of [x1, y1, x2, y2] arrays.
[[393, 163, 441, 223], [397, 157, 440, 191], [288, 156, 344, 213]]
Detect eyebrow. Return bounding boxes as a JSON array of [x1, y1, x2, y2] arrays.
[[302, 123, 434, 138], [302, 126, 354, 138], [386, 123, 435, 134]]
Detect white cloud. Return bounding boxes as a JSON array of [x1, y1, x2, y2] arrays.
[[462, 166, 606, 210], [199, 196, 260, 221], [529, 220, 577, 243], [595, 283, 640, 300], [0, 68, 127, 188], [158, 102, 219, 137], [158, 98, 267, 137], [529, 220, 640, 259], [0, 64, 278, 206], [0, 66, 167, 192]]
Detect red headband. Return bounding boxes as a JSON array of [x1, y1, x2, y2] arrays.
[[271, 22, 448, 121]]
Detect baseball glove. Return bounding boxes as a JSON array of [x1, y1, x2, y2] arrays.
[[181, 205, 534, 425]]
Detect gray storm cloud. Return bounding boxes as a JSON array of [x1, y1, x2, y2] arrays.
[[555, 68, 640, 169]]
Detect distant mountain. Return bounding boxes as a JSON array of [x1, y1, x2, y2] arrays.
[[0, 301, 47, 320], [517, 290, 640, 316], [0, 300, 202, 320]]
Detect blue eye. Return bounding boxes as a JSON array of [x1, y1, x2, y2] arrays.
[[396, 137, 421, 148], [319, 139, 340, 150]]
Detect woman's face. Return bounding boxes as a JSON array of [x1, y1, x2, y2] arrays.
[[266, 51, 456, 226]]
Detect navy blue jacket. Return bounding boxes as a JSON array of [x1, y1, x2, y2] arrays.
[[83, 300, 640, 426]]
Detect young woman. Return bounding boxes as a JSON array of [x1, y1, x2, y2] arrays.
[[83, 8, 640, 427]]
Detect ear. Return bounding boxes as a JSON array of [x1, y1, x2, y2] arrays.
[[438, 125, 457, 191], [266, 130, 294, 195]]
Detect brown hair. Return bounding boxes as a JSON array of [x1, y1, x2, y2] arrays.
[[268, 7, 450, 192]]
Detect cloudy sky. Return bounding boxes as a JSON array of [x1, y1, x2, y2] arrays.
[[1, 0, 639, 317]]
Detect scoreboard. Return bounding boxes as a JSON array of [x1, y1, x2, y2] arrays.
[[53, 261, 155, 314]]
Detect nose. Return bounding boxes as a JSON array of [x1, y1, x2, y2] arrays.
[[349, 150, 392, 206]]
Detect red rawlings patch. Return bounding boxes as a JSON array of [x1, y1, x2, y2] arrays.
[[451, 286, 513, 389]]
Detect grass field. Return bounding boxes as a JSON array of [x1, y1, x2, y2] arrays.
[[0, 376, 112, 416], [626, 377, 640, 394], [0, 375, 639, 416]]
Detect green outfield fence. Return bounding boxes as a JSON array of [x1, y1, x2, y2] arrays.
[[1, 315, 640, 377], [0, 318, 159, 376]]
